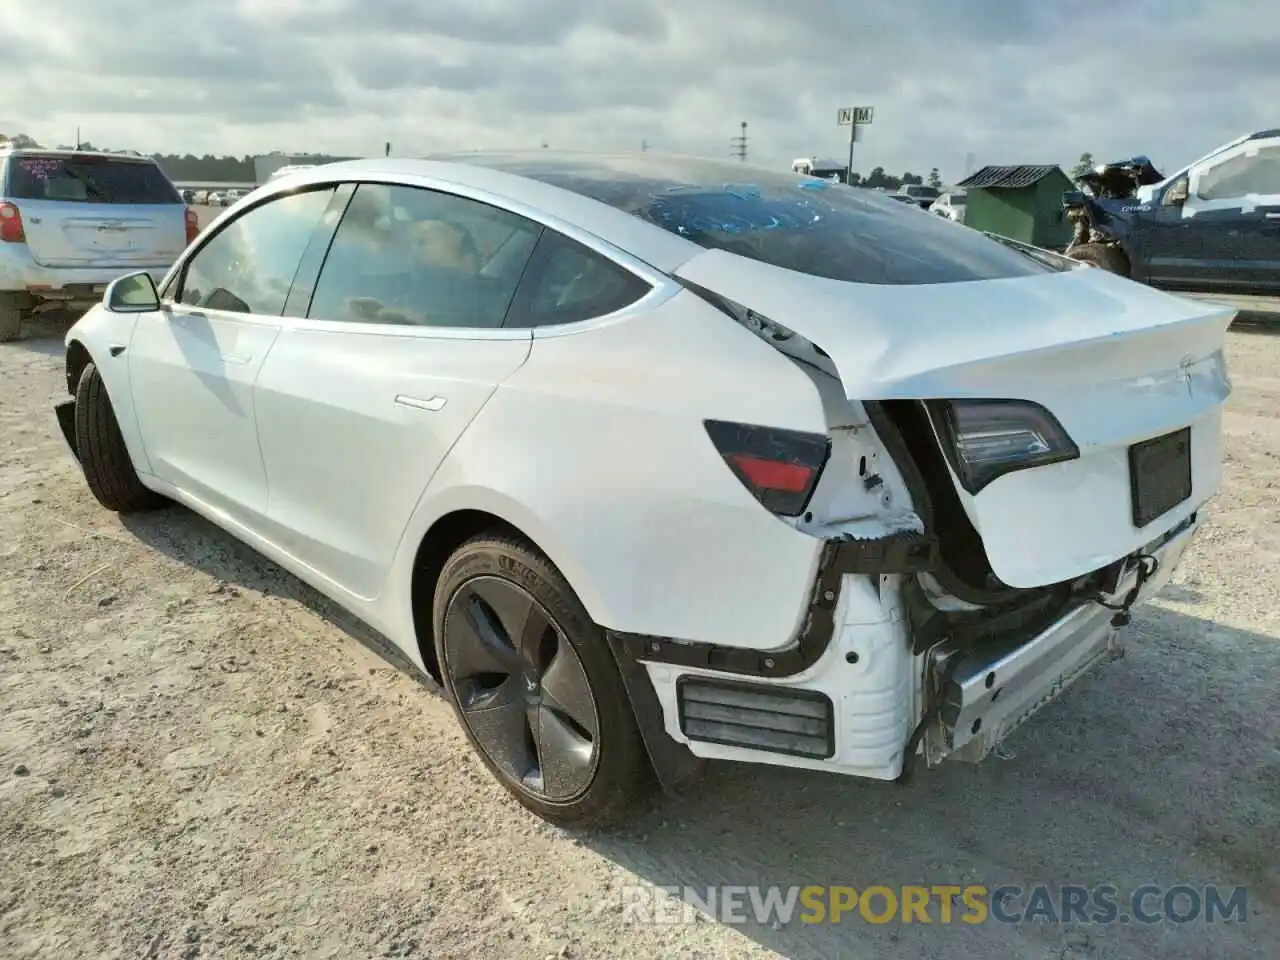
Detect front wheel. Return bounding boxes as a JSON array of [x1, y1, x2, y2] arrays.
[[1068, 242, 1131, 276], [0, 308, 19, 343], [432, 534, 652, 828], [73, 362, 167, 513]]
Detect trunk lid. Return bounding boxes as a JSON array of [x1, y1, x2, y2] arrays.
[[3, 153, 187, 268], [676, 250, 1234, 587]]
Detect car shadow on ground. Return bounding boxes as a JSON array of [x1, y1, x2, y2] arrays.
[[117, 505, 438, 695], [1231, 312, 1280, 336], [6, 313, 79, 357], [116, 503, 1277, 960]]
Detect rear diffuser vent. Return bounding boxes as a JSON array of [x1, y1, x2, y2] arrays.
[[677, 678, 835, 759]]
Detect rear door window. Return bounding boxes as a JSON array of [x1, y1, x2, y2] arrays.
[[1197, 145, 1280, 201], [307, 183, 542, 328], [4, 154, 181, 204]]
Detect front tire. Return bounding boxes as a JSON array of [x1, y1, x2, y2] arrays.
[[432, 534, 652, 829], [1068, 242, 1131, 276], [74, 362, 167, 513], [0, 306, 22, 343]]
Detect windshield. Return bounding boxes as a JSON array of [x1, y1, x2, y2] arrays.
[[4, 154, 180, 204], [905, 185, 939, 198], [950, 195, 966, 205], [450, 154, 1062, 285]]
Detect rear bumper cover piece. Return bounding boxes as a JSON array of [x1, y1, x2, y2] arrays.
[[616, 512, 1199, 785]]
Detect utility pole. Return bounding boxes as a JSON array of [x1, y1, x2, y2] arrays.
[[730, 121, 748, 163], [74, 126, 81, 150]]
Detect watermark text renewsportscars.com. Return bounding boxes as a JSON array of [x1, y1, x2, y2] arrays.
[[619, 884, 1249, 926]]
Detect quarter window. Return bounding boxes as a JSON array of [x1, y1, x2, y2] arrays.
[[507, 230, 652, 328], [307, 183, 542, 328], [178, 187, 336, 315]]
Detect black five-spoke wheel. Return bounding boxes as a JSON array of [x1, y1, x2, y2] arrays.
[[433, 535, 652, 827], [443, 575, 600, 801]]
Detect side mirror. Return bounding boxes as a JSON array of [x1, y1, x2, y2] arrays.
[[1164, 177, 1189, 206], [104, 271, 160, 313]]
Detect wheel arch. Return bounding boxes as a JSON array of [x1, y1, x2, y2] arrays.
[[66, 338, 93, 394], [408, 505, 590, 683]]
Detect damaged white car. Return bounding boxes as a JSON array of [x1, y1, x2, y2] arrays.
[[53, 155, 1233, 828]]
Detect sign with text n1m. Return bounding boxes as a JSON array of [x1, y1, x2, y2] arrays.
[[837, 106, 875, 126]]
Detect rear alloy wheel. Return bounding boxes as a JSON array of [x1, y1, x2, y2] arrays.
[[433, 535, 650, 828]]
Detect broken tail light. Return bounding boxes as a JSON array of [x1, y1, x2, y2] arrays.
[[927, 399, 1078, 494], [704, 419, 830, 517], [0, 203, 25, 243]]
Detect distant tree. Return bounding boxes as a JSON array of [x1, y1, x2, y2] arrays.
[[901, 171, 923, 186], [928, 167, 942, 189], [1070, 152, 1095, 179]]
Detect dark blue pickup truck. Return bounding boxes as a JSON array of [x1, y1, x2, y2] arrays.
[[1064, 130, 1280, 295]]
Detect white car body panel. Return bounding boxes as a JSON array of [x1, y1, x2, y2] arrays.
[[128, 305, 282, 524], [384, 289, 840, 652], [674, 249, 1234, 587], [253, 320, 534, 600]]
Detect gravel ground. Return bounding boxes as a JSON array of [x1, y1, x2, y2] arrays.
[[0, 314, 1277, 960]]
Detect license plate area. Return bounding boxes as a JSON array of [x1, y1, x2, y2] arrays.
[[1129, 427, 1192, 528]]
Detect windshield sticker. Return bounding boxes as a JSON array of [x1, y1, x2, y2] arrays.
[[16, 157, 61, 180]]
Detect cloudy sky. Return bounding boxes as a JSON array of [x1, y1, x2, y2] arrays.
[[3, 0, 1277, 181]]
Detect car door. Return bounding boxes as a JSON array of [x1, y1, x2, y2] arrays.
[[1190, 140, 1280, 293], [251, 180, 543, 599], [128, 184, 342, 523], [1124, 175, 1211, 289], [1165, 140, 1280, 292]]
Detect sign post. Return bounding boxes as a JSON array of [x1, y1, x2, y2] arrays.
[[837, 106, 875, 183]]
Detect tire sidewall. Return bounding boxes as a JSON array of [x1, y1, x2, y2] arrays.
[[432, 536, 646, 826]]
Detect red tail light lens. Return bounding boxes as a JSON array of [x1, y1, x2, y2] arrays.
[[184, 207, 199, 244], [705, 419, 830, 516], [0, 202, 26, 243]]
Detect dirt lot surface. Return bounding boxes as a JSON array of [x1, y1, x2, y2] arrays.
[[1, 315, 1277, 960]]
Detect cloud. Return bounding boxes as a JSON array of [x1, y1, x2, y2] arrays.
[[2, 0, 1277, 180]]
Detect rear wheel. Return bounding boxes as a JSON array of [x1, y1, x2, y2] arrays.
[[74, 362, 167, 513], [1068, 242, 1131, 276], [432, 534, 652, 828]]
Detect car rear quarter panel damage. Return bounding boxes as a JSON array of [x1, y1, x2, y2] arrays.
[[383, 289, 846, 654]]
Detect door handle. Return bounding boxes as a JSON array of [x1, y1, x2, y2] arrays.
[[395, 394, 447, 412]]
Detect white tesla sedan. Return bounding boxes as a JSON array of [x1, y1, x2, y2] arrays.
[[54, 154, 1233, 828]]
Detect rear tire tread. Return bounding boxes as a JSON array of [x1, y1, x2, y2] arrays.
[[74, 362, 166, 513]]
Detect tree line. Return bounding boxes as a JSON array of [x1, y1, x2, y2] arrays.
[[0, 133, 346, 183], [5, 132, 957, 188], [848, 166, 944, 190]]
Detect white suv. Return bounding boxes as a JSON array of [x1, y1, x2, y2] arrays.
[[0, 147, 195, 341]]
